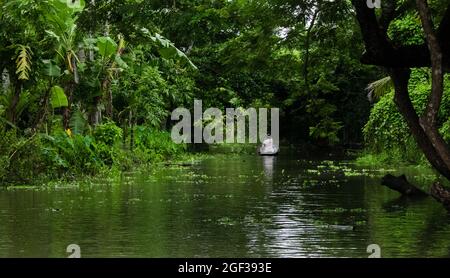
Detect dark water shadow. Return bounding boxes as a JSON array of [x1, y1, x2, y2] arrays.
[[382, 195, 429, 213]]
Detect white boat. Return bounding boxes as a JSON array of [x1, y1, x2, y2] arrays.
[[259, 137, 279, 156]]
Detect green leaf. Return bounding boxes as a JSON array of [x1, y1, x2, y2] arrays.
[[148, 33, 197, 70], [42, 60, 61, 77], [50, 86, 68, 108], [15, 45, 33, 80], [114, 55, 128, 69], [69, 109, 88, 135], [97, 37, 117, 58], [45, 30, 61, 42], [366, 76, 393, 101]]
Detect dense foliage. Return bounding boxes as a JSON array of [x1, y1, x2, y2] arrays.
[[361, 71, 450, 164], [358, 0, 450, 167], [0, 0, 386, 185], [362, 71, 449, 163]]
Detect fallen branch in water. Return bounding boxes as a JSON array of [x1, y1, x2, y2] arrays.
[[381, 174, 428, 197]]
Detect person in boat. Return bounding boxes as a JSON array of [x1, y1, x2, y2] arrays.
[[259, 134, 279, 155]]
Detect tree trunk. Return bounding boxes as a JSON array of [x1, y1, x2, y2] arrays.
[[129, 110, 134, 151], [89, 96, 102, 126], [103, 38, 125, 120], [63, 55, 79, 129], [7, 80, 21, 125], [390, 68, 450, 179], [303, 9, 319, 94], [388, 1, 450, 182], [63, 81, 75, 130], [431, 182, 450, 211], [34, 83, 51, 131], [106, 88, 113, 118], [351, 0, 450, 210], [416, 0, 450, 173]]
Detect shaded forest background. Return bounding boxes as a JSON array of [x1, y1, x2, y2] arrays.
[[1, 0, 450, 186]]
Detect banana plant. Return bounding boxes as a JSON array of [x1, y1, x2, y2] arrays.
[[45, 24, 80, 83], [86, 35, 128, 124], [43, 0, 86, 128], [44, 0, 85, 83], [34, 61, 66, 131]]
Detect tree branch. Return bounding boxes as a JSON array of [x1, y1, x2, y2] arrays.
[[381, 174, 428, 196], [379, 0, 398, 32], [417, 0, 443, 126], [389, 68, 450, 179], [353, 0, 450, 71], [351, 0, 394, 63]]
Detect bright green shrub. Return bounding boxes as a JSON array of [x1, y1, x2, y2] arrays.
[[42, 132, 104, 176], [111, 147, 134, 171], [134, 126, 186, 162], [363, 92, 409, 152], [93, 122, 123, 146], [440, 118, 450, 142], [388, 13, 424, 46], [2, 131, 48, 184]]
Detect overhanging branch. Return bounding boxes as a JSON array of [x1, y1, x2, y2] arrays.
[[352, 0, 450, 71]]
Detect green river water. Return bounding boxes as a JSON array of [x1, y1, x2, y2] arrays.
[[1, 153, 450, 258]]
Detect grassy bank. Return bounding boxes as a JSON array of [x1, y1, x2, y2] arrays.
[[355, 148, 430, 168], [0, 122, 195, 186]]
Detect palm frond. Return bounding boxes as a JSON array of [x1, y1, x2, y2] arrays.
[[15, 45, 33, 80], [366, 76, 393, 102], [2, 89, 31, 120], [45, 30, 61, 42]]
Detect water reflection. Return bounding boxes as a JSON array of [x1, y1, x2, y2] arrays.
[[0, 154, 450, 257], [262, 156, 276, 181]]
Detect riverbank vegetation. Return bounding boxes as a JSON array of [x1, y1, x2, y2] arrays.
[[0, 0, 380, 186], [358, 70, 450, 167], [351, 0, 450, 210]]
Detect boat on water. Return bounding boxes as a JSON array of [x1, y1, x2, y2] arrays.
[[258, 136, 279, 156]]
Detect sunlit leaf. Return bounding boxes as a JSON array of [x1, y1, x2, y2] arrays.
[[97, 37, 117, 58], [42, 60, 61, 77], [15, 45, 33, 80], [50, 85, 68, 108]]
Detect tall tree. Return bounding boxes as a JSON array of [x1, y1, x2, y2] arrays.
[[351, 0, 450, 208]]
